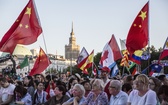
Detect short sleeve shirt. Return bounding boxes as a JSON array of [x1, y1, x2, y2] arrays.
[[128, 89, 157, 105], [1, 83, 15, 102]]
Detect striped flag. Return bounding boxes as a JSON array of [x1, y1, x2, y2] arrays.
[[120, 50, 129, 68], [110, 62, 119, 77], [77, 47, 89, 65], [130, 50, 143, 64], [78, 50, 94, 74]]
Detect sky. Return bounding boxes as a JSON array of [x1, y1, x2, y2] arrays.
[[0, 0, 168, 56]]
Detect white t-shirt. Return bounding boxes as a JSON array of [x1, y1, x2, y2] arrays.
[[128, 89, 157, 105], [0, 83, 16, 102]]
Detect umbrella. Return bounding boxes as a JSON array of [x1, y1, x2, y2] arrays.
[[12, 44, 32, 56]]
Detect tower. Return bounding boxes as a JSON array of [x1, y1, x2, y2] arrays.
[[65, 22, 80, 60]]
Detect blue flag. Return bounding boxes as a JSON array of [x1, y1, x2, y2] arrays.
[[141, 64, 162, 76], [151, 64, 162, 73]]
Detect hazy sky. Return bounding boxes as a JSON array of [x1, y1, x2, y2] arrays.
[[0, 0, 168, 56]]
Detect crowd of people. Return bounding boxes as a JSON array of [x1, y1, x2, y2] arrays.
[[0, 67, 168, 105]]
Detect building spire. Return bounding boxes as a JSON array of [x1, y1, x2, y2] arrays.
[[72, 21, 74, 33], [71, 21, 74, 36]]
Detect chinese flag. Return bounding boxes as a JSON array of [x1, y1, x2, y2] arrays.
[[0, 0, 42, 54], [126, 2, 149, 54], [29, 47, 51, 76]]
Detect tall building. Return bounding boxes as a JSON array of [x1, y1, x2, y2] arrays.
[[65, 23, 80, 60]]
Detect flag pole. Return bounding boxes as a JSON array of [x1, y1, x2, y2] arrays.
[[90, 63, 94, 78], [90, 51, 94, 78], [33, 0, 51, 77], [33, 0, 48, 57], [93, 62, 99, 71], [125, 63, 131, 75], [147, 1, 150, 75], [27, 55, 30, 74]]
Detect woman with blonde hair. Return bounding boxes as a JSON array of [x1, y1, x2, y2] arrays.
[[63, 84, 85, 105], [127, 74, 157, 105], [81, 79, 108, 105]]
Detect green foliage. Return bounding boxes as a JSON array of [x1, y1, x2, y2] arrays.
[[66, 65, 83, 75], [45, 68, 57, 74], [94, 52, 102, 66]]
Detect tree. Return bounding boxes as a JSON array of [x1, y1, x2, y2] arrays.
[[94, 52, 102, 67]]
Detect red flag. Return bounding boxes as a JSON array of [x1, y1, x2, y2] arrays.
[[126, 2, 149, 54], [92, 67, 97, 76], [149, 71, 154, 76], [45, 82, 55, 100], [159, 37, 168, 61], [82, 69, 89, 75], [78, 50, 94, 72], [0, 0, 42, 54], [132, 68, 137, 76], [109, 35, 122, 61], [99, 34, 122, 67], [29, 47, 51, 76]]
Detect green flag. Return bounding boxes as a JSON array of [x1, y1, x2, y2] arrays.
[[126, 61, 136, 75], [17, 56, 29, 69]]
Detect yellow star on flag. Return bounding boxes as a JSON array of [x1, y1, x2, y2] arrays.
[[25, 7, 31, 18], [25, 25, 29, 28], [19, 24, 23, 28], [139, 11, 147, 21], [139, 25, 142, 28]]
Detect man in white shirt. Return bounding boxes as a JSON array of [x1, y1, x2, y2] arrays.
[[0, 77, 16, 105], [109, 80, 128, 105]]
